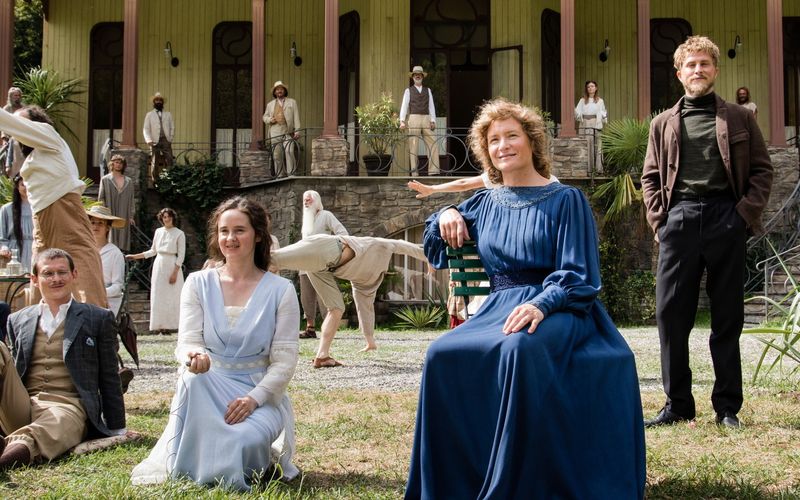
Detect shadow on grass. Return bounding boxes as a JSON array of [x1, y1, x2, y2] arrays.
[[647, 476, 798, 499]]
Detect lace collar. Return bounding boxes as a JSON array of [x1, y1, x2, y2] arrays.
[[489, 182, 568, 209]]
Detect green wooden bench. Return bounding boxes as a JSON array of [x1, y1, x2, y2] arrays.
[[446, 241, 490, 318]]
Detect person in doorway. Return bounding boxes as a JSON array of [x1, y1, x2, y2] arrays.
[[641, 36, 773, 429], [399, 66, 440, 176]]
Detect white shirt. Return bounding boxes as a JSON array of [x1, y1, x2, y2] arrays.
[[399, 85, 437, 122], [100, 242, 125, 316], [0, 108, 86, 213], [39, 298, 74, 339]]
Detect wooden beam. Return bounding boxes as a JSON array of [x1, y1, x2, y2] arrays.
[[250, 0, 265, 150], [559, 0, 576, 137], [120, 0, 139, 148], [766, 0, 786, 146], [321, 0, 339, 137], [0, 0, 14, 94]]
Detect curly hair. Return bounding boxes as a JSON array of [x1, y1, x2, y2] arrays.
[[157, 207, 178, 225], [206, 196, 272, 272], [467, 98, 551, 185], [673, 35, 720, 70]]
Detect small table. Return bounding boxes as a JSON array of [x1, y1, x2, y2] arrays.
[[0, 275, 30, 310]]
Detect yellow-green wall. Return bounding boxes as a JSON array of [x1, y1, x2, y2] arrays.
[[41, 0, 799, 173]]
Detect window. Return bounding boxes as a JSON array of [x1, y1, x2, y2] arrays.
[[387, 225, 449, 302]]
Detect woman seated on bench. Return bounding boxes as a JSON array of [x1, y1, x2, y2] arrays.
[[405, 99, 646, 499]]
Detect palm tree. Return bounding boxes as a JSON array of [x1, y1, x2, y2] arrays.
[[591, 116, 652, 221], [14, 67, 84, 142]]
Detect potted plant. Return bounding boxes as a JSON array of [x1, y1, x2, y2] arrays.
[[355, 93, 402, 176]]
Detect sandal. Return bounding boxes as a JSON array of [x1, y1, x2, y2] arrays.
[[299, 328, 317, 339], [312, 356, 343, 369]]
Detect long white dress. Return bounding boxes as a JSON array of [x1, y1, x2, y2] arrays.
[[131, 269, 300, 490], [143, 226, 185, 331]]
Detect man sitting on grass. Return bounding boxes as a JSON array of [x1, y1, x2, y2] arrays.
[[0, 248, 125, 470]]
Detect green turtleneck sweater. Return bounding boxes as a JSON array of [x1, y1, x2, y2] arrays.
[[674, 92, 730, 196]]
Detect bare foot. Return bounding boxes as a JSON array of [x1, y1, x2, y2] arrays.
[[360, 344, 378, 352]]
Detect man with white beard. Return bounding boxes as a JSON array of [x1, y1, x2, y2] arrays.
[[298, 190, 348, 339]]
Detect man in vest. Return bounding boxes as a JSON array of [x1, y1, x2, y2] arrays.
[[399, 66, 440, 176], [0, 248, 125, 470], [142, 92, 175, 184], [263, 81, 301, 177]]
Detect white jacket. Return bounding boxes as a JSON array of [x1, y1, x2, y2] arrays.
[[262, 98, 301, 134], [143, 109, 175, 144]]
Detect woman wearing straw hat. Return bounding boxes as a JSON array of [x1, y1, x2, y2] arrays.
[[262, 81, 301, 176], [87, 205, 126, 317]]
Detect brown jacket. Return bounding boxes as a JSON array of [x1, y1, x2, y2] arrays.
[[641, 93, 773, 236]]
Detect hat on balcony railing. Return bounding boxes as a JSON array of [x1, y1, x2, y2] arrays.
[[409, 65, 428, 77], [86, 205, 127, 228], [271, 81, 289, 94]]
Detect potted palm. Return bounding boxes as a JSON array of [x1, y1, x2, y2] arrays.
[[355, 93, 402, 176]]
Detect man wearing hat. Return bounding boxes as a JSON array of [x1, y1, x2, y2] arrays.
[[399, 66, 439, 176], [142, 92, 175, 184], [263, 81, 301, 176]]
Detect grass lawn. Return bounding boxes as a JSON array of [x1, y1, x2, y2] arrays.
[[1, 326, 798, 499]]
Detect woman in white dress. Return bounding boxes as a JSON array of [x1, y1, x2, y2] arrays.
[[131, 196, 300, 490], [87, 205, 126, 316], [574, 80, 608, 172], [126, 207, 185, 333]]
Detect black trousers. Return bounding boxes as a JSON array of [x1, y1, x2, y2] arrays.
[[655, 197, 746, 418]]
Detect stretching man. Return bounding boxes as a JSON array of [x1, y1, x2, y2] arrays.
[[272, 234, 429, 368]]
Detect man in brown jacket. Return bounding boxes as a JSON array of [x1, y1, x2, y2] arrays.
[[641, 36, 773, 429]]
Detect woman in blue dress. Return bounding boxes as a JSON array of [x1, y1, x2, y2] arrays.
[[131, 196, 300, 490], [405, 99, 646, 499]]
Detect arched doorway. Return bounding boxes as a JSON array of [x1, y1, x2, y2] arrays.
[[650, 18, 692, 113], [88, 22, 123, 182]]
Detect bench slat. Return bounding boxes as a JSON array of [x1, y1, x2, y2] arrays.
[[448, 258, 485, 269], [454, 286, 491, 296], [451, 271, 489, 281]]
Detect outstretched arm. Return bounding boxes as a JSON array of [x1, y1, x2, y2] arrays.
[[407, 176, 485, 199]]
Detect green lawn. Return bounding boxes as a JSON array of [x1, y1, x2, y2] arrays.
[[2, 327, 798, 499]]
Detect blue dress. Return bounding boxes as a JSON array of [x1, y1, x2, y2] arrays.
[[131, 270, 299, 491], [405, 184, 646, 499]]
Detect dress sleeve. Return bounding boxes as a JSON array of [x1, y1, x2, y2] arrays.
[[175, 273, 206, 362], [105, 247, 125, 299], [526, 189, 601, 317], [142, 228, 159, 259], [599, 98, 608, 123], [422, 191, 486, 269], [248, 284, 300, 406], [175, 229, 186, 267], [574, 99, 584, 121]]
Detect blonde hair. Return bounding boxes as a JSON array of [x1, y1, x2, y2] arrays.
[[673, 35, 720, 70], [468, 98, 551, 185]]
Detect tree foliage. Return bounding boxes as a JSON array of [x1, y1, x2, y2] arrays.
[[13, 0, 44, 78]]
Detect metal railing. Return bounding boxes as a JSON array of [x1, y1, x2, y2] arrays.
[[126, 224, 154, 291]]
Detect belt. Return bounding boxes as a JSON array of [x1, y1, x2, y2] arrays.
[[490, 269, 550, 292], [671, 190, 734, 203], [582, 114, 597, 119]]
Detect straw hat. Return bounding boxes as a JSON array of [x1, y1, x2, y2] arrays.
[[151, 92, 165, 103], [86, 205, 126, 228], [271, 81, 288, 93], [408, 65, 427, 77]]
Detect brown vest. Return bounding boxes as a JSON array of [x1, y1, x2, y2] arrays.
[[409, 86, 431, 115], [26, 322, 80, 400], [273, 100, 287, 125]]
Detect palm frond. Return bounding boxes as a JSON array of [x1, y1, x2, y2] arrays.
[[14, 67, 85, 142]]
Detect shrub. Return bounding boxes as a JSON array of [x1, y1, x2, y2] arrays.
[[393, 305, 445, 329]]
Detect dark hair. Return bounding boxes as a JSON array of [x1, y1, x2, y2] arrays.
[[11, 175, 24, 252], [157, 207, 178, 225], [582, 80, 600, 101], [21, 105, 54, 127], [273, 86, 289, 98], [33, 248, 75, 275], [207, 196, 271, 272]]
